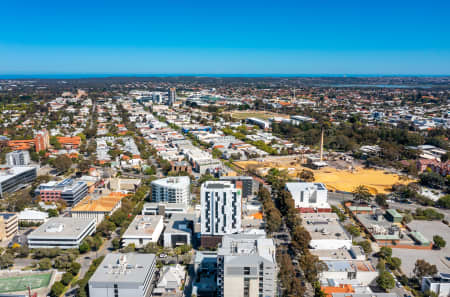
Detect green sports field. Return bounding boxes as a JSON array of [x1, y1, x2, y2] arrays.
[[0, 273, 52, 293]]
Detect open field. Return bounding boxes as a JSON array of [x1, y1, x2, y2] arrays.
[[226, 110, 290, 120], [0, 272, 52, 293], [234, 156, 414, 194]]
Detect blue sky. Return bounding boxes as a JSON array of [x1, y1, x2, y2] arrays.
[[1, 0, 449, 75]]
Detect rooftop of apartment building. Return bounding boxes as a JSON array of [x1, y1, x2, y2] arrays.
[[89, 253, 156, 285]]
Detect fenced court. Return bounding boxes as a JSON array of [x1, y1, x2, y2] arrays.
[[0, 272, 52, 293]]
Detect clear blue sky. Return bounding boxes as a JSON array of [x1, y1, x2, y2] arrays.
[[1, 0, 449, 75]]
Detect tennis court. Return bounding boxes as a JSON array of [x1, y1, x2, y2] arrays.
[[0, 273, 52, 293]]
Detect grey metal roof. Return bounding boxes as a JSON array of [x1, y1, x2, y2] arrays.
[[89, 253, 156, 285]]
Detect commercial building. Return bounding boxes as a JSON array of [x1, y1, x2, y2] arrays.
[[121, 215, 164, 248], [422, 273, 450, 297], [153, 264, 186, 296], [201, 181, 242, 247], [35, 178, 88, 206], [163, 213, 194, 248], [151, 176, 190, 205], [0, 213, 18, 242], [320, 260, 378, 286], [301, 213, 353, 250], [220, 176, 256, 198], [27, 217, 96, 249], [142, 202, 187, 217], [217, 233, 277, 297], [70, 192, 125, 225], [285, 182, 331, 212], [89, 253, 157, 297], [0, 166, 37, 197], [17, 209, 49, 224], [6, 150, 31, 166]]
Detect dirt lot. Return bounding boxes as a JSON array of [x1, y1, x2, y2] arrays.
[[235, 156, 414, 194]]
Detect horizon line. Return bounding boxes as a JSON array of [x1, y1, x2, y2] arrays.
[[1, 73, 450, 79]]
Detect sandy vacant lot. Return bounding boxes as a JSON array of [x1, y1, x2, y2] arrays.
[[235, 157, 413, 194]]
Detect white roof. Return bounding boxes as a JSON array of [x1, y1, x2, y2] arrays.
[[18, 209, 49, 221]]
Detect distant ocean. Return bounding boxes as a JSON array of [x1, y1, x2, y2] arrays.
[[0, 73, 448, 79]]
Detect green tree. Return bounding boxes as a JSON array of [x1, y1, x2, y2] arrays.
[[47, 209, 59, 217], [355, 240, 372, 254], [49, 281, 65, 297], [38, 258, 52, 270], [414, 259, 438, 278], [61, 272, 74, 286], [387, 257, 402, 270], [352, 185, 372, 204], [375, 194, 388, 207], [0, 253, 14, 268], [79, 241, 90, 253], [377, 271, 395, 291], [54, 154, 72, 172], [433, 235, 446, 249], [437, 195, 450, 209], [112, 238, 121, 250], [379, 247, 392, 259], [345, 224, 361, 237]]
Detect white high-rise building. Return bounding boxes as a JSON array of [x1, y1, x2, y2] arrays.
[[201, 181, 241, 236], [151, 176, 190, 205], [6, 150, 31, 166], [152, 92, 163, 104], [217, 233, 277, 297]]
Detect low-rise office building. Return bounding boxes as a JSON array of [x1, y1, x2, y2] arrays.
[[0, 213, 18, 242], [285, 182, 331, 212], [142, 202, 187, 217], [17, 209, 49, 224], [35, 178, 88, 206], [301, 213, 353, 250], [164, 214, 194, 248], [27, 217, 96, 249], [422, 273, 450, 297], [121, 215, 164, 248], [0, 166, 37, 197], [89, 253, 157, 297]]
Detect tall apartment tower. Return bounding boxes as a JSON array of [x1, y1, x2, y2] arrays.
[[151, 176, 190, 205], [217, 233, 277, 297], [200, 181, 242, 247], [168, 87, 176, 106], [35, 129, 49, 152]]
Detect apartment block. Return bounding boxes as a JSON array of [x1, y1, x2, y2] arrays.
[[151, 176, 190, 205], [201, 181, 242, 247], [89, 253, 157, 297], [0, 213, 18, 242], [217, 233, 277, 297]]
